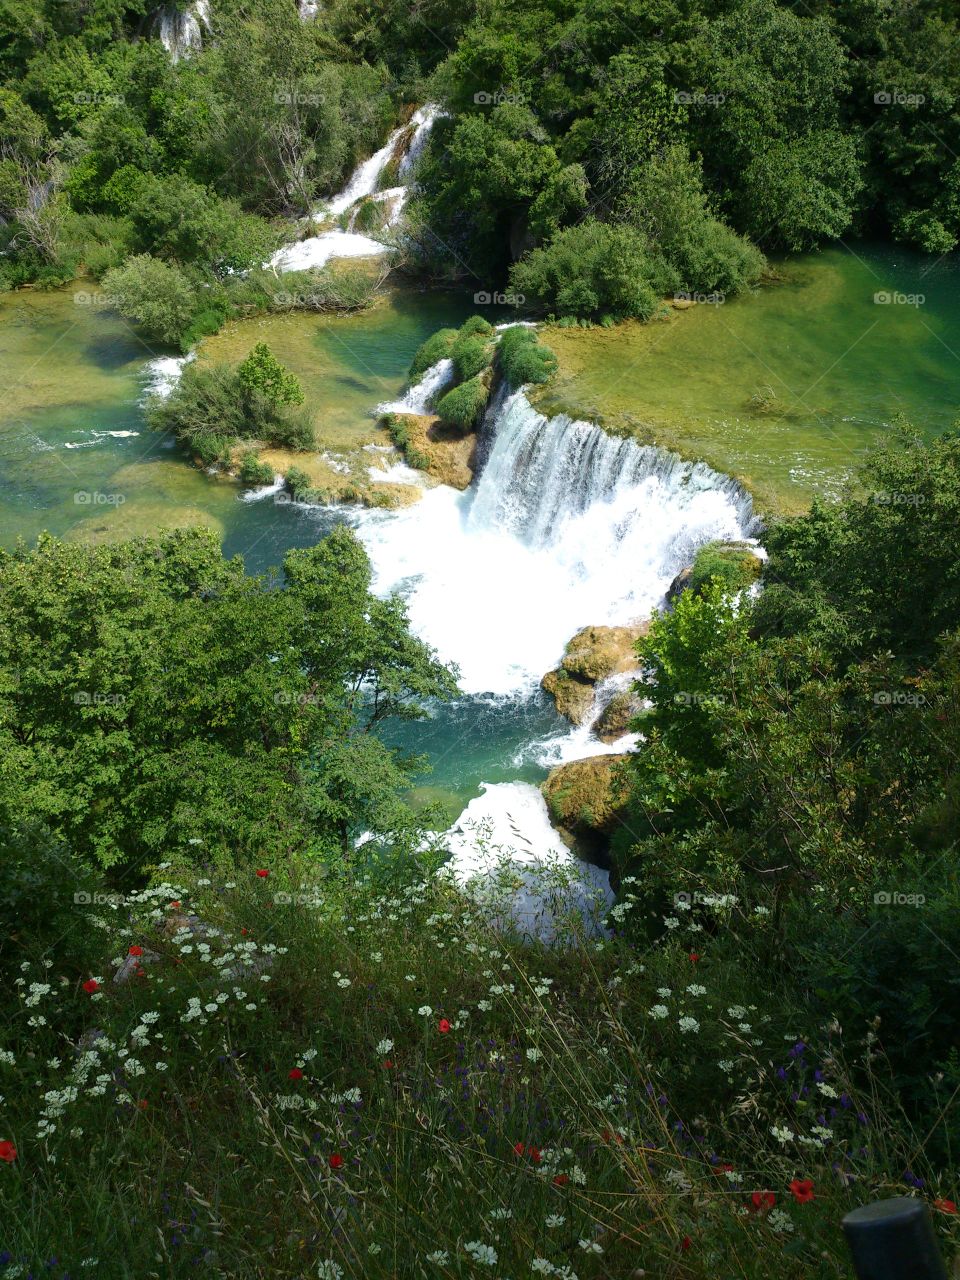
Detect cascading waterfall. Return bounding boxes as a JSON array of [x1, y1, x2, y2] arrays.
[[377, 358, 454, 416], [352, 387, 757, 697], [269, 105, 443, 273], [155, 0, 210, 61]]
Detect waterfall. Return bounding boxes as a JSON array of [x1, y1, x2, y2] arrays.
[[377, 358, 454, 416], [351, 389, 757, 697], [269, 104, 444, 274], [155, 0, 210, 61]]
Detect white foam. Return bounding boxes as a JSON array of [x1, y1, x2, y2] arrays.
[[377, 358, 454, 416], [239, 475, 285, 503], [269, 229, 390, 273], [443, 782, 613, 942], [140, 353, 195, 403]]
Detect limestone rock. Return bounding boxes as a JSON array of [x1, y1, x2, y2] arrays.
[[542, 622, 648, 724], [542, 754, 630, 841], [594, 690, 643, 743]]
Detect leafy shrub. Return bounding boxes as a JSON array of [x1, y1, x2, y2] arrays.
[[497, 326, 557, 386], [510, 219, 661, 320], [435, 375, 489, 431], [238, 343, 304, 407], [689, 542, 762, 595], [237, 451, 275, 487], [458, 315, 494, 338], [101, 254, 198, 346], [450, 332, 492, 381], [409, 327, 457, 380]]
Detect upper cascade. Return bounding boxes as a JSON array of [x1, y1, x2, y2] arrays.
[[155, 0, 210, 61], [269, 105, 443, 273]]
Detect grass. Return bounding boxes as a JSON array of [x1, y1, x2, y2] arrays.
[[3, 846, 958, 1278]]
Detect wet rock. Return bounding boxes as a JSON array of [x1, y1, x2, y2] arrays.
[[542, 754, 631, 857], [594, 689, 643, 743], [542, 623, 648, 724]]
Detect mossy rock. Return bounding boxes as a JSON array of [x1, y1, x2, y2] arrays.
[[541, 668, 596, 725], [560, 623, 649, 683], [542, 754, 631, 841], [594, 690, 642, 743]]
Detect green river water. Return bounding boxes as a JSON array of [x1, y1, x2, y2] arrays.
[[1, 243, 958, 816]]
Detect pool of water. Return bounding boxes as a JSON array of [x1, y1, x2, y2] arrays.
[[540, 243, 960, 514]]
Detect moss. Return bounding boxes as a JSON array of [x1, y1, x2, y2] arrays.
[[450, 332, 494, 381], [497, 326, 557, 386], [409, 327, 458, 380], [435, 375, 490, 431], [689, 541, 763, 594], [542, 754, 631, 838], [458, 315, 494, 338]]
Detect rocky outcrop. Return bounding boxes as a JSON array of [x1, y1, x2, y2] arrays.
[[542, 754, 631, 858], [402, 413, 476, 490], [667, 565, 694, 602], [594, 689, 643, 743], [541, 622, 648, 724]]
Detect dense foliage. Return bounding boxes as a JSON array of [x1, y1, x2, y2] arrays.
[[0, 526, 457, 873]]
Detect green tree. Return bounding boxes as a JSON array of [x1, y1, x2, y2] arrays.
[[238, 342, 305, 407]]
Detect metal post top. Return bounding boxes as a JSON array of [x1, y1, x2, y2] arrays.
[[843, 1197, 927, 1228]]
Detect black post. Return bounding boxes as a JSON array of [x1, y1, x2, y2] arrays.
[[842, 1197, 948, 1280]]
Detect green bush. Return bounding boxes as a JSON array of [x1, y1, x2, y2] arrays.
[[101, 254, 198, 346], [689, 541, 763, 595], [237, 451, 275, 487], [284, 467, 313, 500], [510, 219, 661, 321], [449, 332, 493, 381], [458, 315, 494, 338], [409, 327, 457, 380], [497, 326, 557, 386], [435, 375, 490, 431]]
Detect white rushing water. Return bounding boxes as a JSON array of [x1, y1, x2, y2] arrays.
[[352, 387, 756, 698], [443, 782, 614, 942], [269, 105, 442, 274], [139, 353, 196, 403], [155, 0, 210, 61], [377, 357, 454, 416]]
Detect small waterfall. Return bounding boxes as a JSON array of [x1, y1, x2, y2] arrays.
[[377, 358, 454, 416], [352, 389, 757, 696], [155, 0, 210, 61], [269, 104, 443, 274]]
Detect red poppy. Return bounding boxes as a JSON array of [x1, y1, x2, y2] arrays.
[[241, 928, 248, 936], [789, 1178, 815, 1204], [513, 1141, 525, 1156], [82, 979, 100, 994], [329, 1153, 344, 1170], [288, 1068, 303, 1081], [438, 1018, 451, 1034], [529, 1147, 541, 1164], [255, 869, 269, 878], [137, 1100, 149, 1110], [0, 1141, 16, 1163], [168, 901, 181, 910], [680, 1236, 692, 1252], [712, 1162, 733, 1175], [689, 952, 700, 963], [751, 1191, 775, 1211], [382, 1059, 395, 1070], [934, 1198, 957, 1214], [553, 1174, 569, 1186], [128, 945, 143, 957]]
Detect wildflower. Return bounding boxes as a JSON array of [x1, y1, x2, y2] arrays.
[[375, 1039, 394, 1055], [578, 1240, 602, 1254], [316, 1263, 343, 1279], [82, 979, 100, 994], [464, 1241, 497, 1266], [382, 1060, 395, 1069], [329, 1153, 344, 1170], [648, 1005, 668, 1020], [689, 953, 700, 962], [128, 945, 143, 957], [255, 869, 269, 878], [789, 1178, 815, 1203], [751, 1191, 775, 1211], [168, 901, 181, 909], [680, 1236, 692, 1252], [553, 1174, 569, 1186], [526, 1048, 542, 1062], [545, 1214, 565, 1227], [438, 1018, 451, 1033], [288, 1068, 304, 1081], [768, 1208, 795, 1234], [678, 1016, 700, 1034], [417, 1005, 433, 1017], [425, 1252, 449, 1265], [0, 1141, 16, 1162], [686, 984, 707, 996], [934, 1199, 957, 1214]]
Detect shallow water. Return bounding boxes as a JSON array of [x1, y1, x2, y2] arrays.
[[541, 243, 960, 514], [1, 244, 957, 818]]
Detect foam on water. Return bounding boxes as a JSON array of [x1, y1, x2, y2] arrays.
[[140, 354, 195, 402], [351, 388, 755, 697], [377, 358, 454, 416]]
